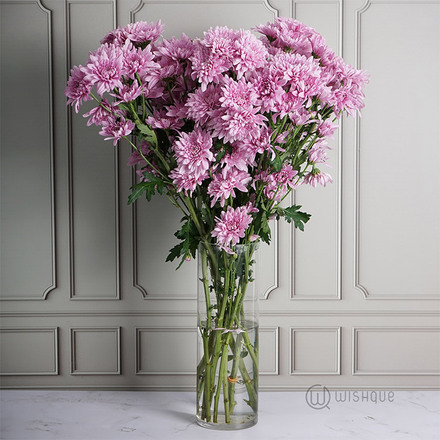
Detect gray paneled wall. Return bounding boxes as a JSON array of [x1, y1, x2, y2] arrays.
[[0, 0, 439, 390]]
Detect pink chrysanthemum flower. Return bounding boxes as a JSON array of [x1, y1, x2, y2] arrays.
[[217, 107, 267, 143], [256, 17, 316, 57], [82, 44, 124, 96], [303, 170, 333, 187], [307, 139, 331, 164], [99, 117, 135, 146], [211, 205, 254, 252], [317, 115, 339, 138], [219, 77, 259, 111], [101, 27, 127, 46], [220, 143, 251, 172], [156, 33, 196, 78], [122, 20, 164, 45], [208, 168, 251, 207], [65, 65, 93, 113], [82, 99, 121, 126], [173, 128, 214, 178], [232, 29, 268, 78], [121, 41, 157, 79], [185, 85, 222, 126], [146, 108, 184, 130], [190, 44, 231, 90], [257, 164, 298, 201], [111, 81, 144, 103], [202, 26, 239, 58], [169, 166, 208, 196], [250, 64, 286, 113]]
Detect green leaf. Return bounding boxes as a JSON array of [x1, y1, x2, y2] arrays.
[[127, 182, 149, 205], [271, 154, 283, 172], [253, 212, 271, 244], [127, 172, 165, 205], [166, 217, 200, 269], [277, 205, 311, 231], [136, 121, 158, 147]]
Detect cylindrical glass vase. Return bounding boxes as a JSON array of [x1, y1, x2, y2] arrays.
[[196, 242, 258, 430]]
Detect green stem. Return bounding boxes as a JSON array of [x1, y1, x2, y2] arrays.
[[202, 331, 212, 422]]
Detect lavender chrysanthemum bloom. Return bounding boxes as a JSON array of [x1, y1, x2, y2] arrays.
[[232, 29, 268, 78], [307, 139, 331, 164], [122, 20, 164, 45], [111, 81, 144, 103], [121, 41, 157, 79], [156, 33, 196, 78], [190, 44, 232, 91], [82, 44, 124, 97], [256, 165, 298, 202], [215, 107, 266, 144], [169, 167, 208, 196], [173, 128, 214, 178], [99, 117, 135, 146], [65, 65, 93, 113], [185, 85, 222, 126], [82, 99, 121, 126], [303, 170, 333, 187], [208, 169, 251, 207], [219, 77, 260, 111], [211, 205, 254, 252]]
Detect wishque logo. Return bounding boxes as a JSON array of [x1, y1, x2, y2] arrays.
[[305, 385, 395, 410], [305, 384, 331, 410]]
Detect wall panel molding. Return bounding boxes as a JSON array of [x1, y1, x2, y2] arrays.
[[352, 327, 440, 376], [65, 0, 120, 300], [353, 0, 440, 300], [0, 328, 58, 375], [70, 327, 121, 375], [260, 326, 280, 375], [289, 327, 341, 375], [136, 327, 197, 374], [290, 0, 342, 301], [0, 0, 56, 301]]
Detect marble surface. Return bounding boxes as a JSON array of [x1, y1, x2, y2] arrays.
[[1, 390, 439, 440]]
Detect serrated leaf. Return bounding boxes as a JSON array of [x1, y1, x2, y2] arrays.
[[136, 121, 158, 147], [166, 217, 200, 269], [127, 182, 150, 205], [279, 205, 311, 231], [127, 172, 165, 205], [271, 154, 283, 172]]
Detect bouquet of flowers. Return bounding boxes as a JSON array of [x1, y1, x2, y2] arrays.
[[66, 17, 367, 427]]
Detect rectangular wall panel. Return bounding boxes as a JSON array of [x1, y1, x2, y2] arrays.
[[290, 327, 341, 375], [291, 0, 341, 299], [259, 327, 279, 375], [70, 327, 120, 375], [136, 327, 197, 374], [67, 0, 120, 299], [353, 328, 440, 375], [354, 1, 440, 299], [0, 0, 55, 300], [0, 328, 58, 375]]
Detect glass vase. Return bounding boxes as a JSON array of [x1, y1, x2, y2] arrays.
[[196, 242, 258, 430]]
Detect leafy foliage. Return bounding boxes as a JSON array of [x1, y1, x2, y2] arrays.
[[127, 172, 166, 204], [275, 205, 311, 231], [166, 217, 200, 269]]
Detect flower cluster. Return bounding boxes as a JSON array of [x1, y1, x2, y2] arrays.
[[66, 18, 368, 257]]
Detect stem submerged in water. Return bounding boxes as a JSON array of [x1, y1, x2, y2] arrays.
[[197, 244, 258, 427]]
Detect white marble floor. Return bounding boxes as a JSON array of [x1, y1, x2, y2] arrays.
[[0, 390, 439, 440]]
